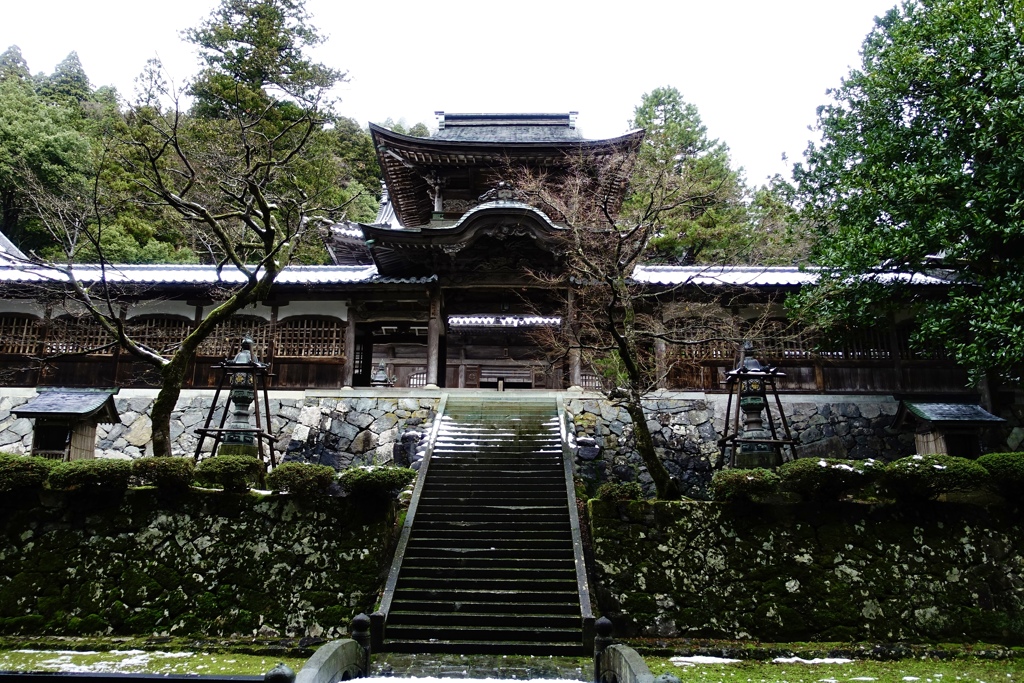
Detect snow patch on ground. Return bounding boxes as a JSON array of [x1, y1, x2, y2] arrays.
[[362, 679, 585, 683], [670, 655, 742, 665], [774, 657, 855, 664]]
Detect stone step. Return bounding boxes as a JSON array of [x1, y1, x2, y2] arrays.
[[384, 640, 584, 656], [400, 555, 576, 569], [387, 599, 581, 615], [400, 547, 574, 561], [387, 612, 579, 628], [396, 575, 578, 591], [397, 566, 577, 581]]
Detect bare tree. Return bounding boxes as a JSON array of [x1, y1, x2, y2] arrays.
[[16, 0, 354, 457], [515, 149, 788, 498]]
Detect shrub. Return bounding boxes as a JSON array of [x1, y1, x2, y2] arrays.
[[48, 459, 132, 491], [880, 453, 990, 501], [340, 466, 416, 501], [267, 462, 337, 497], [132, 457, 195, 491], [0, 453, 57, 492], [779, 457, 867, 501], [195, 455, 264, 493], [710, 468, 781, 502], [976, 452, 1024, 497], [596, 481, 643, 501]]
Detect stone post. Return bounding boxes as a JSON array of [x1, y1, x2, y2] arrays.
[[593, 615, 614, 683], [351, 612, 371, 677]]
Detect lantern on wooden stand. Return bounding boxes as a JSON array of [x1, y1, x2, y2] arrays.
[[194, 337, 276, 467], [718, 342, 797, 469]]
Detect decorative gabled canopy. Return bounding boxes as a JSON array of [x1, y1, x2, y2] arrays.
[[370, 114, 644, 228], [355, 201, 566, 278], [15, 387, 121, 425], [894, 401, 1004, 429]]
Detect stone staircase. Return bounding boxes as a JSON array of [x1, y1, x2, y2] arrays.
[[382, 394, 587, 655]]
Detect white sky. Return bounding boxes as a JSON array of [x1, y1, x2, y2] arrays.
[[2, 0, 898, 186]]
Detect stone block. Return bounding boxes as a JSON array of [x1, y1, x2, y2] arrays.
[[8, 417, 32, 437], [0, 429, 22, 446], [859, 402, 882, 419], [170, 421, 185, 441], [278, 404, 301, 421], [297, 405, 322, 427], [330, 420, 359, 441], [795, 436, 847, 460], [839, 403, 862, 418], [350, 430, 378, 454], [370, 414, 399, 433], [129, 397, 152, 414], [125, 415, 152, 447], [179, 410, 204, 428], [346, 411, 374, 429]]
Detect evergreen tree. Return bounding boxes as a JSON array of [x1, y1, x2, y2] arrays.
[[789, 0, 1024, 384], [628, 86, 746, 264]]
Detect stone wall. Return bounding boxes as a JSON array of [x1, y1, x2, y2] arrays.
[[0, 389, 440, 471], [0, 490, 397, 637], [589, 498, 1024, 642], [565, 392, 914, 499]]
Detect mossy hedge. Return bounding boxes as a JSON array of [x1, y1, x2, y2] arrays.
[[0, 488, 398, 637]]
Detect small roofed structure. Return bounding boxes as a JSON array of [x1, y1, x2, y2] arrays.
[[893, 400, 1005, 458], [14, 388, 121, 460]]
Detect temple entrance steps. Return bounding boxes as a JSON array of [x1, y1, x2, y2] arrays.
[[382, 394, 587, 656]]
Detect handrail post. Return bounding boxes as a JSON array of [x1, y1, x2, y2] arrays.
[[593, 616, 614, 683], [265, 663, 296, 683], [351, 613, 371, 677]]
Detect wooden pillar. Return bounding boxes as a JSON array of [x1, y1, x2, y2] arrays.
[[426, 289, 442, 386], [655, 338, 667, 389], [342, 311, 356, 387], [567, 289, 581, 387]]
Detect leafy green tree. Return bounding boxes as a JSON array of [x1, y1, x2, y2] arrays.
[[0, 46, 30, 84], [628, 86, 747, 264], [379, 117, 430, 138], [0, 77, 91, 249], [789, 0, 1024, 384], [185, 0, 341, 121], [739, 175, 813, 265], [36, 52, 92, 107]]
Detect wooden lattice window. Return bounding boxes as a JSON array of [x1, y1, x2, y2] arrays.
[[670, 318, 739, 361], [0, 315, 43, 355], [126, 316, 191, 358], [45, 316, 115, 356], [408, 371, 426, 388], [752, 320, 815, 361], [197, 316, 270, 359], [275, 316, 345, 358], [819, 327, 892, 361]]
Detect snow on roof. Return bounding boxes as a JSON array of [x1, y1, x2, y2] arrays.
[[0, 264, 382, 285], [449, 314, 562, 328], [0, 263, 948, 289], [632, 266, 818, 287], [631, 265, 950, 287]]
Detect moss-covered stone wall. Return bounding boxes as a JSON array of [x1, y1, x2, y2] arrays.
[[0, 490, 396, 638], [589, 499, 1024, 643], [566, 393, 913, 499]]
